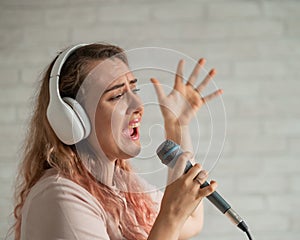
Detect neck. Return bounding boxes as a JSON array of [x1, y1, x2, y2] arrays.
[[93, 157, 116, 187], [79, 142, 117, 188]]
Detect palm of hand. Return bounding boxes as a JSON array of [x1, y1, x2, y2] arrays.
[[151, 59, 223, 126]]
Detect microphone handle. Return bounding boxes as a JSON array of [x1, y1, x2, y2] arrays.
[[184, 161, 244, 226]]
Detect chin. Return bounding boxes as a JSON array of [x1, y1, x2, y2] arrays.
[[119, 141, 141, 159]]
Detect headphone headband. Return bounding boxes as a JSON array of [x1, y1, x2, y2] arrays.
[[49, 44, 88, 103]]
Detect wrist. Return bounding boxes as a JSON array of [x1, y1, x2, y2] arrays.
[[164, 121, 189, 144], [149, 211, 184, 239]]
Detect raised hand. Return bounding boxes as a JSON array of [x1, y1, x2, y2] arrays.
[[150, 58, 223, 127]]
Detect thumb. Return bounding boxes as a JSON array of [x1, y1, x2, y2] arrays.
[[150, 78, 166, 101]]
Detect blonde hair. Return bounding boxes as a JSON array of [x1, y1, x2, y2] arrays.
[[13, 43, 157, 240]]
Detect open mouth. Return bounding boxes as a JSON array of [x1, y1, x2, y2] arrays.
[[128, 119, 140, 141]]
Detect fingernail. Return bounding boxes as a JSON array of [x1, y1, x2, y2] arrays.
[[209, 69, 216, 76], [198, 58, 206, 65]]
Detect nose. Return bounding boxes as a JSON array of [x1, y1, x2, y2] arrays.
[[125, 90, 144, 115]]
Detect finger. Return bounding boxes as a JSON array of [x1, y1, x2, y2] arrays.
[[184, 163, 202, 182], [171, 152, 193, 180], [150, 78, 166, 101], [202, 89, 223, 103], [186, 58, 206, 86], [196, 68, 216, 93], [194, 170, 208, 185], [198, 180, 218, 198], [174, 59, 185, 90]]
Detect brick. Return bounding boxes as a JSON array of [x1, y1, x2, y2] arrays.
[[287, 19, 300, 36], [98, 4, 151, 23], [247, 213, 289, 232], [263, 1, 300, 18], [71, 20, 284, 45], [201, 207, 237, 234], [234, 60, 286, 77], [16, 104, 33, 122], [0, 48, 49, 67], [0, 27, 23, 49], [263, 118, 300, 136], [0, 142, 20, 158], [204, 176, 236, 195], [229, 194, 265, 212], [0, 161, 18, 182], [290, 174, 300, 191], [0, 68, 19, 86], [252, 233, 300, 240], [287, 60, 300, 76], [20, 67, 42, 85], [287, 137, 300, 154], [0, 122, 26, 140], [263, 155, 300, 175], [0, 106, 16, 123], [227, 119, 262, 137], [0, 0, 69, 8], [231, 135, 287, 154], [152, 2, 204, 21], [237, 175, 287, 194], [0, 8, 45, 27], [208, 2, 261, 19], [258, 79, 300, 98], [235, 97, 300, 119], [290, 214, 300, 232], [191, 41, 261, 60], [220, 79, 260, 97], [19, 26, 69, 48], [45, 7, 97, 27], [257, 39, 300, 58], [267, 194, 300, 214], [215, 155, 265, 176], [0, 85, 34, 104]]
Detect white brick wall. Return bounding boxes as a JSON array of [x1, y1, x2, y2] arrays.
[[0, 0, 299, 239]]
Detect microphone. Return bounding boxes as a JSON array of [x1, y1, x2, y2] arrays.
[[157, 139, 252, 239]]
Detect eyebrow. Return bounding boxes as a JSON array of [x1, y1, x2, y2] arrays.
[[103, 78, 138, 93]]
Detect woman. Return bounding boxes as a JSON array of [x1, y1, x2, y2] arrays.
[[13, 43, 222, 240]]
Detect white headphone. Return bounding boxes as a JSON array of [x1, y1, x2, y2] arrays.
[[46, 44, 91, 145]]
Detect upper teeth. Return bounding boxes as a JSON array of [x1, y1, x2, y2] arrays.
[[129, 122, 140, 128]]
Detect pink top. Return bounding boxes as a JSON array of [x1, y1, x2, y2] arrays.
[[20, 169, 163, 240]]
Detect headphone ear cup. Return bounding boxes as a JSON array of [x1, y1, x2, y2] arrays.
[[63, 97, 91, 139]]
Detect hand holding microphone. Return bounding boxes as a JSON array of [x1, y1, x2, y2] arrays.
[[157, 139, 253, 240], [159, 151, 217, 225], [150, 151, 218, 240]]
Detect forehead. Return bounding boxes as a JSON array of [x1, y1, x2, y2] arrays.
[[86, 57, 134, 93]]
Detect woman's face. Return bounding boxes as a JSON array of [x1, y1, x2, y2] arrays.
[[85, 58, 144, 161]]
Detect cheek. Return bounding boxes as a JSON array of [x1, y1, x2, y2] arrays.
[[110, 99, 127, 125], [94, 107, 112, 138], [95, 101, 127, 144]]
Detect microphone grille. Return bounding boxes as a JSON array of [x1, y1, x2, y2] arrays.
[[156, 139, 182, 167]]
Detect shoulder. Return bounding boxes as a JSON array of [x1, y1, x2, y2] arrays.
[[21, 169, 110, 239], [25, 169, 106, 219]]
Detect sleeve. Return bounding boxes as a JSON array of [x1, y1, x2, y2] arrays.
[[22, 178, 110, 240]]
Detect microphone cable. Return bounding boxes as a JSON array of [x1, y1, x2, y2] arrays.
[[238, 221, 253, 240]]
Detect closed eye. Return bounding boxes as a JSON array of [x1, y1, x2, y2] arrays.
[[109, 92, 124, 101], [132, 88, 140, 94], [109, 88, 140, 101]]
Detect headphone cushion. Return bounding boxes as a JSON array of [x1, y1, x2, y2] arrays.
[[63, 97, 91, 139]]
